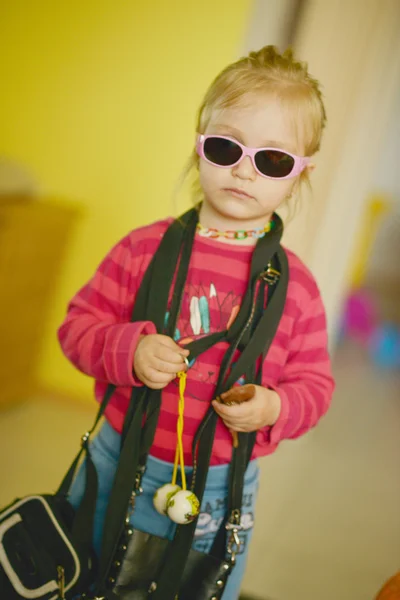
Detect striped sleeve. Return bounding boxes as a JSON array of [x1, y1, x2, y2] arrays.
[[57, 234, 156, 386], [268, 284, 335, 444]]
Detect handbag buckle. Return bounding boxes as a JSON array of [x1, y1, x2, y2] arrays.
[[260, 262, 280, 285], [226, 528, 241, 565], [225, 510, 243, 564], [225, 509, 242, 528], [57, 566, 65, 599]]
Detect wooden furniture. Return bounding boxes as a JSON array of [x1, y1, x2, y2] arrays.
[[376, 572, 400, 599], [0, 197, 81, 406]]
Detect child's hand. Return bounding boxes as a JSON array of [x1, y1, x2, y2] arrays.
[[212, 384, 281, 433], [134, 334, 189, 389]]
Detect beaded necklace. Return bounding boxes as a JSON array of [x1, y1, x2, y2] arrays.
[[196, 218, 275, 240]]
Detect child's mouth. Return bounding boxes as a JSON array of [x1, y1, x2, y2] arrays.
[[224, 188, 254, 200]]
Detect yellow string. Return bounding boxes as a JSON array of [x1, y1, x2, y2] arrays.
[[171, 444, 179, 486], [173, 371, 187, 491]]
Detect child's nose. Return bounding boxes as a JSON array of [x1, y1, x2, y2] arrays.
[[232, 155, 257, 180]]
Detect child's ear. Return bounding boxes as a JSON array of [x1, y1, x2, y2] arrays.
[[307, 163, 316, 174]]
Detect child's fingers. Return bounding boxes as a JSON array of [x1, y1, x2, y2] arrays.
[[219, 417, 240, 429], [222, 417, 249, 432], [143, 367, 176, 385], [212, 401, 231, 416], [155, 345, 187, 364], [158, 335, 190, 356], [152, 357, 186, 374]]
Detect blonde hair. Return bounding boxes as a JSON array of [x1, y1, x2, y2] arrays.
[[181, 45, 326, 211]]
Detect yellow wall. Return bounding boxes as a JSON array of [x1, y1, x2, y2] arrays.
[[0, 1, 251, 400]]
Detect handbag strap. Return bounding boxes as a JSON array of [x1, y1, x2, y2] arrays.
[[56, 383, 116, 553], [209, 271, 272, 561]]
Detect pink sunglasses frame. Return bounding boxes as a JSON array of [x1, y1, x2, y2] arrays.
[[196, 134, 310, 180]]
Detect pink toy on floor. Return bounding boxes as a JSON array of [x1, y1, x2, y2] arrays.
[[342, 289, 378, 344]]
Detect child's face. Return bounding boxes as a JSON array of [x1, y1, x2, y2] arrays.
[[199, 94, 308, 226]]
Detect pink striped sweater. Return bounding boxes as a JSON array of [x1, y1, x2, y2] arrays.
[[58, 218, 335, 465]]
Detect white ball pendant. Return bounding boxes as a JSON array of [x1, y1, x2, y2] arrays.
[[153, 484, 181, 516], [166, 490, 200, 525]]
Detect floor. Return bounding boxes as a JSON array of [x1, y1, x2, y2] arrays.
[[241, 340, 400, 600], [0, 339, 399, 600]]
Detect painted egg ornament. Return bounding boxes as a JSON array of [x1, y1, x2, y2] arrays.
[[166, 490, 200, 525], [153, 484, 181, 516]]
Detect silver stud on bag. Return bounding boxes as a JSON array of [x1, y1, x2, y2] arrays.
[[134, 472, 144, 495], [148, 581, 157, 592], [216, 579, 224, 588], [80, 431, 90, 447]]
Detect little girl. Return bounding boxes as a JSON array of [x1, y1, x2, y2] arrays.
[[60, 46, 335, 599]]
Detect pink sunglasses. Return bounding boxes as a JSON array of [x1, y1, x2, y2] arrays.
[[196, 134, 310, 180]]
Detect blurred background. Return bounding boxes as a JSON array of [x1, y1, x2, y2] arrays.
[[1, 1, 399, 599]]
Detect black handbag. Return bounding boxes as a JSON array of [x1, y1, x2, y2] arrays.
[[0, 494, 92, 599], [0, 416, 104, 599]]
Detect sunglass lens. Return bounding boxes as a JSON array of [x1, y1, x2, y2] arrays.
[[203, 137, 242, 166], [255, 149, 295, 178]]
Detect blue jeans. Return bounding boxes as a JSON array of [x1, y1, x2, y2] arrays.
[[68, 421, 259, 600]]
